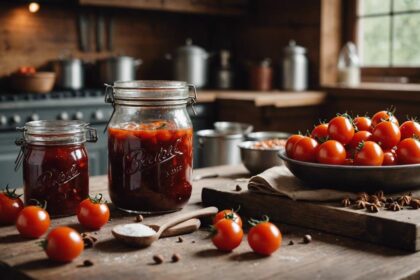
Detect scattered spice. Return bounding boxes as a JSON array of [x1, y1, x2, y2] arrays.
[[171, 253, 181, 262], [366, 203, 379, 213], [81, 233, 98, 248], [386, 202, 401, 212], [177, 237, 184, 243], [410, 199, 420, 209], [235, 185, 242, 192], [386, 197, 394, 204], [303, 235, 312, 244], [288, 240, 294, 246], [135, 214, 144, 223], [83, 260, 94, 267], [356, 192, 369, 202], [354, 200, 367, 209], [153, 255, 164, 264], [375, 191, 386, 203], [398, 194, 412, 206], [341, 197, 352, 207], [191, 240, 196, 243]]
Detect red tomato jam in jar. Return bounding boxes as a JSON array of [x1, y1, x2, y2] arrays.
[[105, 81, 196, 213], [15, 120, 97, 217]]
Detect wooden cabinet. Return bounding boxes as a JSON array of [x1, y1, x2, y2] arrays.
[[79, 0, 249, 15]]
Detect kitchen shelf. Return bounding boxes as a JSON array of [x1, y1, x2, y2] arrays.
[[197, 90, 327, 107], [79, 0, 248, 16]]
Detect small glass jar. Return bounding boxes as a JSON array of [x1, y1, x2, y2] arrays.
[[105, 80, 196, 214], [15, 120, 97, 217]]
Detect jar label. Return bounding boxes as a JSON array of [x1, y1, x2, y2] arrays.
[[36, 164, 81, 188], [126, 138, 184, 175]]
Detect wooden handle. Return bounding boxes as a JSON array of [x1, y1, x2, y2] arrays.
[[157, 207, 218, 237]]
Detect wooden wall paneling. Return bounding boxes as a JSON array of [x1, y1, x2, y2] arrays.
[[319, 0, 342, 86]]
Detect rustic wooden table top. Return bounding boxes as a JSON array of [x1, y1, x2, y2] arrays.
[[1, 165, 420, 280]]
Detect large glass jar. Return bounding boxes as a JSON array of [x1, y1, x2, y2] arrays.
[[15, 120, 97, 217], [105, 80, 195, 214]]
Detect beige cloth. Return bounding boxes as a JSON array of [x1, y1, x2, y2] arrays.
[[248, 165, 356, 201]]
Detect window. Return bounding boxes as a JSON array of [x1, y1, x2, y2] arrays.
[[357, 0, 420, 67]]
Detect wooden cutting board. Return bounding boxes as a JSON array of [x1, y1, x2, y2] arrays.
[[202, 186, 420, 252]]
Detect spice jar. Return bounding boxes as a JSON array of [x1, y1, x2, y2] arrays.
[[249, 58, 273, 91], [15, 120, 97, 217], [105, 80, 196, 214]]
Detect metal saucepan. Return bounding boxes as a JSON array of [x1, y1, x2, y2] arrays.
[[52, 58, 84, 90], [98, 56, 142, 84], [214, 122, 253, 134]]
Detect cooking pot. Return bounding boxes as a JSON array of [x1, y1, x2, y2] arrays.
[[52, 58, 84, 90], [98, 56, 142, 84], [166, 39, 210, 88]]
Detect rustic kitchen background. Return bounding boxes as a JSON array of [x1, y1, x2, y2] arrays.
[[1, 0, 420, 187]]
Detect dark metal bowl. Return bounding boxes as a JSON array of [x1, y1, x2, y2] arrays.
[[278, 151, 420, 192]]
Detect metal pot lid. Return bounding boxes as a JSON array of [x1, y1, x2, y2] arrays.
[[176, 38, 208, 56], [283, 40, 306, 54]]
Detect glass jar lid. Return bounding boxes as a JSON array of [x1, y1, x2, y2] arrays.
[[17, 120, 97, 145], [105, 80, 197, 106]]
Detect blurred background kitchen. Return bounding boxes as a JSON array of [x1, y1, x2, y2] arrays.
[[1, 0, 420, 186]]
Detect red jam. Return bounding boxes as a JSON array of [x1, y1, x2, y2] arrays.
[[108, 121, 193, 213], [23, 144, 89, 217]]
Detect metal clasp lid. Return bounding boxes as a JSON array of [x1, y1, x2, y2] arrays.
[[104, 83, 115, 104], [188, 84, 198, 116], [14, 127, 27, 171], [86, 126, 98, 142]]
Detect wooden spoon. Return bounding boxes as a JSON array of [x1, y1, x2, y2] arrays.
[[148, 218, 201, 238], [112, 207, 218, 247]]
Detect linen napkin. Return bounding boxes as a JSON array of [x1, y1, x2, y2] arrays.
[[248, 165, 356, 201]]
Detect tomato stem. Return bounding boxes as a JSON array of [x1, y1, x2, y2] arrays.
[[248, 215, 270, 227], [3, 185, 23, 199]]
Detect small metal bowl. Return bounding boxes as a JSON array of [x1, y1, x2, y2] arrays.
[[246, 131, 291, 141], [279, 150, 420, 192], [239, 141, 284, 175], [214, 122, 253, 134]]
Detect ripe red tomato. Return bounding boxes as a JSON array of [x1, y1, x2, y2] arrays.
[[400, 120, 420, 140], [0, 186, 24, 225], [396, 138, 420, 164], [349, 131, 372, 149], [248, 221, 282, 256], [316, 140, 346, 165], [44, 226, 84, 262], [354, 141, 384, 166], [311, 123, 329, 141], [372, 121, 401, 149], [328, 116, 355, 145], [213, 209, 242, 228], [371, 110, 399, 127], [383, 150, 397, 165], [354, 116, 372, 131], [285, 134, 304, 158], [77, 194, 110, 230], [212, 219, 243, 252], [292, 137, 319, 162], [16, 206, 50, 238]]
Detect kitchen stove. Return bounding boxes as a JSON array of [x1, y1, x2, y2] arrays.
[[0, 88, 215, 188]]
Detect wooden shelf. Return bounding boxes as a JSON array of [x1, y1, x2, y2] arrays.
[[79, 0, 248, 16], [197, 90, 327, 107]]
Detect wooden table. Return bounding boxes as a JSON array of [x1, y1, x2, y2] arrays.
[[1, 165, 420, 280]]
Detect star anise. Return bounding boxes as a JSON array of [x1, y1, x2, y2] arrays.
[[397, 194, 412, 206], [369, 195, 383, 207], [386, 202, 401, 211], [354, 200, 367, 209], [366, 203, 379, 213], [410, 199, 420, 209], [356, 192, 369, 202], [385, 197, 394, 204], [375, 191, 387, 203], [341, 197, 352, 207]]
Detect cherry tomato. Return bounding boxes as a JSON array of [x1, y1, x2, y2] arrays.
[[354, 141, 384, 166], [292, 137, 319, 162], [396, 138, 420, 164], [316, 140, 346, 165], [400, 120, 420, 140], [328, 116, 355, 145], [248, 220, 282, 256], [16, 206, 50, 238], [77, 194, 110, 230], [311, 124, 329, 141], [212, 219, 243, 252], [213, 209, 242, 227], [0, 186, 24, 225], [285, 134, 304, 158], [372, 121, 401, 149], [383, 150, 397, 165], [354, 116, 372, 132], [371, 110, 399, 127], [44, 226, 84, 262], [349, 131, 372, 149]]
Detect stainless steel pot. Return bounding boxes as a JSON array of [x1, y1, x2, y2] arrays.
[[98, 56, 142, 84], [52, 58, 84, 90], [197, 129, 243, 167], [167, 39, 209, 88]]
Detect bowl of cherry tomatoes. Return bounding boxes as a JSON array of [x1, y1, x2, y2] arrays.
[[279, 109, 420, 192]]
